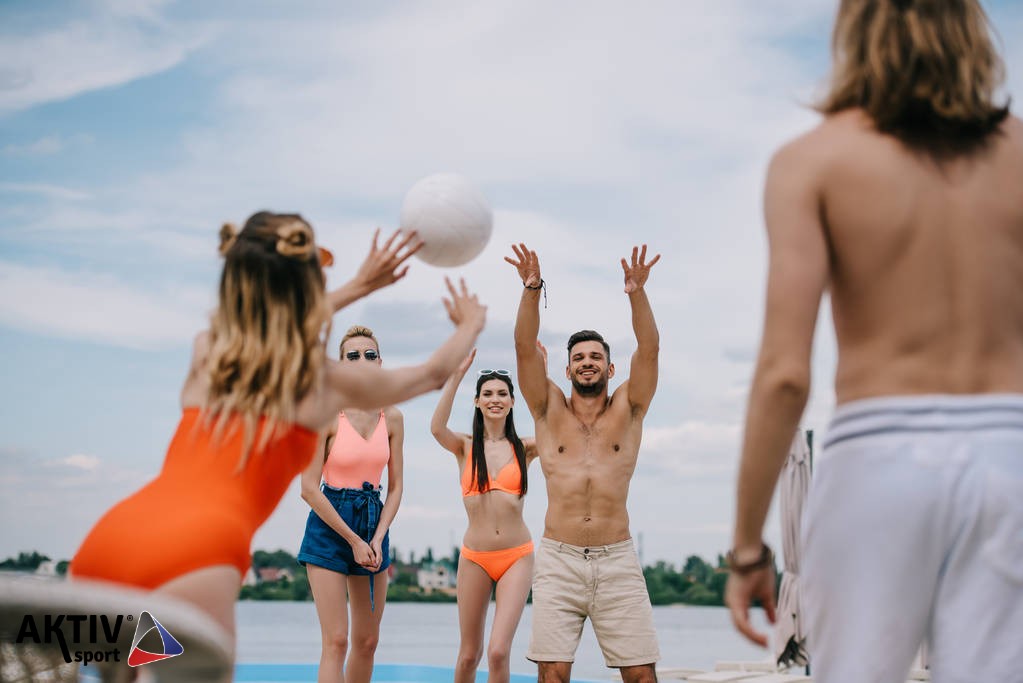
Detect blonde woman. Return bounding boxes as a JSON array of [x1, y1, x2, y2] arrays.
[[431, 349, 539, 683], [299, 325, 403, 683], [71, 212, 486, 659]]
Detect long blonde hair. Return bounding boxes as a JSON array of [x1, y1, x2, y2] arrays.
[[206, 211, 330, 467], [818, 0, 1009, 149]]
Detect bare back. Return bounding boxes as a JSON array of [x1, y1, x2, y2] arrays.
[[814, 111, 1023, 402], [180, 337, 347, 433], [536, 382, 643, 547]]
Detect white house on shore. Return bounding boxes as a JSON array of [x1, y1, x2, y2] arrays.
[[416, 560, 456, 593], [34, 561, 58, 578]]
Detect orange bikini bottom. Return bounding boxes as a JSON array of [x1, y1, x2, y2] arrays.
[[461, 541, 534, 582]]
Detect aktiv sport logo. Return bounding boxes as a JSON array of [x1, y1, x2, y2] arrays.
[[14, 609, 184, 668], [127, 610, 184, 667]]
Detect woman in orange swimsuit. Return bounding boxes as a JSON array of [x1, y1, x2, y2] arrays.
[[299, 325, 403, 683], [431, 349, 539, 683], [70, 212, 486, 656]]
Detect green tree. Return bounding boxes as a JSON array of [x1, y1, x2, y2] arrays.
[[682, 555, 711, 584], [708, 570, 728, 602], [680, 583, 719, 606], [252, 549, 300, 570], [239, 549, 310, 601], [641, 554, 728, 607], [392, 568, 417, 587], [0, 551, 51, 571]]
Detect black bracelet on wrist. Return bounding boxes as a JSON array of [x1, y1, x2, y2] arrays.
[[523, 278, 548, 309], [726, 542, 774, 576]]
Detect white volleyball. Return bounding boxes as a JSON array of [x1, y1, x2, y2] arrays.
[[400, 173, 493, 267]]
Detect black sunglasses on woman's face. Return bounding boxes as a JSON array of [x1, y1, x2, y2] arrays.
[[345, 349, 379, 361]]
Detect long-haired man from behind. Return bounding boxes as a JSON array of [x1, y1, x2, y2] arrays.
[[726, 1, 1022, 682]]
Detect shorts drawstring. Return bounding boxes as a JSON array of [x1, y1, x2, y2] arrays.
[[321, 481, 385, 611], [351, 482, 382, 611]]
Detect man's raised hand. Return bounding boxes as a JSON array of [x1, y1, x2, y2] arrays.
[[505, 243, 542, 288], [621, 244, 660, 294]]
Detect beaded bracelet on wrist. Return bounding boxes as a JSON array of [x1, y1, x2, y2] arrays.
[[726, 542, 774, 575]]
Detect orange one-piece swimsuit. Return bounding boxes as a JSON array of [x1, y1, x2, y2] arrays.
[[71, 407, 318, 589]]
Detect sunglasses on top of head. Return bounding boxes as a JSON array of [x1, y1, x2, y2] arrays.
[[345, 349, 379, 361], [478, 369, 511, 377]]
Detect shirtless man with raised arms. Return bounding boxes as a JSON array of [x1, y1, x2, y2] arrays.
[[506, 243, 661, 683]]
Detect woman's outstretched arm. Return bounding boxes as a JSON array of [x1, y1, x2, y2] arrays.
[[326, 228, 421, 313], [431, 349, 476, 455], [323, 278, 486, 413]]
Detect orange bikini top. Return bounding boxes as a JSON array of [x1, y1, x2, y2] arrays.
[[461, 457, 522, 497], [322, 411, 390, 489]]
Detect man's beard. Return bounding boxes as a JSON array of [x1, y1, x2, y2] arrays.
[[572, 374, 607, 396]]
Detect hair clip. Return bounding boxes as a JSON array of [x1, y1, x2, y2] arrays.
[[275, 221, 315, 259]]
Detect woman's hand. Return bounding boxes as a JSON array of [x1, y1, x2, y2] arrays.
[[352, 538, 378, 570], [351, 228, 422, 294], [327, 228, 423, 312], [442, 277, 486, 333], [368, 538, 386, 571]]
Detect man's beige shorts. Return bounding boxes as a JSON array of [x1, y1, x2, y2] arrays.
[[526, 537, 660, 668]]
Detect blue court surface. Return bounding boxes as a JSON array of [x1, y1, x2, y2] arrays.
[[235, 662, 604, 682]]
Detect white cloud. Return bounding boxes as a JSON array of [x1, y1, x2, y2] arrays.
[[0, 261, 210, 349], [0, 182, 92, 201], [0, 447, 153, 558], [2, 136, 63, 156], [58, 454, 101, 471], [97, 0, 175, 22], [0, 8, 212, 113], [995, 6, 1023, 105], [121, 0, 830, 212], [1, 133, 94, 157]]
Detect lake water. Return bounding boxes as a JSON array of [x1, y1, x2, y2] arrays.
[[236, 601, 772, 681]]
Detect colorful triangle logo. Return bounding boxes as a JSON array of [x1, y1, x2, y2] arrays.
[[127, 611, 184, 667]]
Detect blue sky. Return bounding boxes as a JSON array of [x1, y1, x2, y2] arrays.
[[2, 0, 1021, 566]]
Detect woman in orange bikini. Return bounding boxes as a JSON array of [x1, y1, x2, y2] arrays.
[[298, 325, 403, 683], [431, 348, 539, 683], [70, 212, 486, 655]]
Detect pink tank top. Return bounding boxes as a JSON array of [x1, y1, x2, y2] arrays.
[[322, 411, 390, 489]]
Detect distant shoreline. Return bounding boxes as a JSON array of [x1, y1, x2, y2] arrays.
[[3, 547, 751, 607]]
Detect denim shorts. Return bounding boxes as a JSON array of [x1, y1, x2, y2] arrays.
[[298, 481, 390, 576]]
